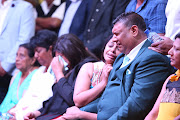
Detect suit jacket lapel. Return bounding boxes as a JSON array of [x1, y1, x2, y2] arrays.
[[115, 62, 130, 82], [133, 39, 151, 60], [114, 40, 151, 82], [65, 0, 71, 12], [1, 0, 16, 35], [108, 53, 124, 81]]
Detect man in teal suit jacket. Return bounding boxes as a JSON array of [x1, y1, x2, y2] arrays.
[[96, 12, 174, 120], [59, 12, 174, 120], [0, 0, 35, 103]]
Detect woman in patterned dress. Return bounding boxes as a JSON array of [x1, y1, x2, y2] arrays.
[[52, 35, 124, 120]]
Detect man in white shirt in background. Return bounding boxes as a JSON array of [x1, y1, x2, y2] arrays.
[[165, 0, 180, 41], [149, 0, 180, 55], [0, 0, 35, 103], [36, 0, 66, 33]]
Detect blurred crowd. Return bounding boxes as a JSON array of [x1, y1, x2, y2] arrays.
[[0, 0, 179, 120]]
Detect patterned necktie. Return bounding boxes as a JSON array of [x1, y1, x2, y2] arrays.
[[120, 56, 130, 68]]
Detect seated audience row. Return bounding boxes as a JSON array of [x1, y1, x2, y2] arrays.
[[1, 0, 176, 106], [0, 30, 97, 120], [0, 2, 179, 118], [0, 11, 177, 120]]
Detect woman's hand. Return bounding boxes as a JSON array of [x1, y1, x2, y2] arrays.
[[24, 112, 36, 120], [59, 106, 97, 120], [51, 56, 65, 82], [52, 106, 81, 120], [62, 106, 82, 120], [24, 111, 41, 120], [100, 64, 113, 85]]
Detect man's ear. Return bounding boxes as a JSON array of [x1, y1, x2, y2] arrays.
[[48, 45, 53, 56], [48, 45, 53, 51], [130, 25, 138, 36]]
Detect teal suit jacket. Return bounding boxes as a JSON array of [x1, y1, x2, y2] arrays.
[[0, 0, 35, 74], [97, 40, 174, 120]]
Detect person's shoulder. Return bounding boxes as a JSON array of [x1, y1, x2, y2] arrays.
[[144, 48, 164, 56], [94, 61, 105, 65], [93, 61, 105, 68], [82, 62, 94, 70], [31, 66, 46, 77], [36, 66, 46, 72], [83, 56, 98, 63], [142, 48, 170, 62], [81, 62, 96, 74]]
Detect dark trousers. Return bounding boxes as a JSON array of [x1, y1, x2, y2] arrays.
[[0, 74, 12, 104]]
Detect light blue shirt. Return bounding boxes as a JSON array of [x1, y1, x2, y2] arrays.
[[125, 0, 167, 33]]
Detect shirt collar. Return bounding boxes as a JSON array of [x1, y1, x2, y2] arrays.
[[53, 0, 61, 6], [126, 39, 147, 62], [44, 0, 62, 7], [0, 0, 12, 7]]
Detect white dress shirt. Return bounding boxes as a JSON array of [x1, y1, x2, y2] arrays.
[[0, 0, 12, 35], [40, 0, 66, 20], [165, 0, 180, 41], [120, 39, 146, 68]]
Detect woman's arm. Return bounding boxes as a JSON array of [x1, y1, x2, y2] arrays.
[[73, 63, 112, 107], [54, 106, 97, 120], [145, 76, 171, 120]]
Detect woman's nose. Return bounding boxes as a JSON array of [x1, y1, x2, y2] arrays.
[[168, 47, 173, 56], [35, 52, 38, 58], [111, 45, 117, 53], [16, 55, 19, 62]]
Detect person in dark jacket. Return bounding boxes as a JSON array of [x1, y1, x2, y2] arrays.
[[83, 0, 130, 59], [24, 34, 97, 120], [58, 0, 93, 41]]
